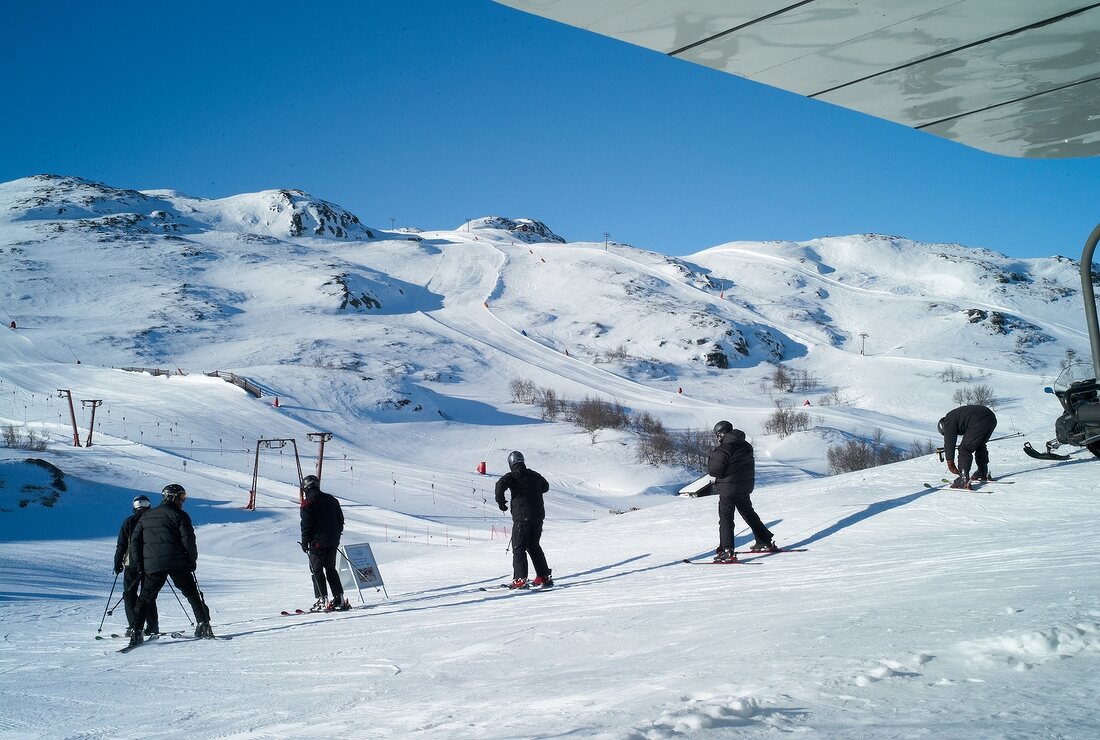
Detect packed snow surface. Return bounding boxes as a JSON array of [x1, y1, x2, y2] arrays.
[[1, 175, 1098, 738]]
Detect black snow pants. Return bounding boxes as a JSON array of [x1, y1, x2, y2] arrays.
[[511, 519, 550, 581], [959, 412, 998, 476], [132, 569, 209, 632], [718, 492, 773, 551], [309, 546, 343, 600], [123, 565, 158, 632]]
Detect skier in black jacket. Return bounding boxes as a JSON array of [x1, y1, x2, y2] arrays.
[[300, 475, 347, 612], [939, 404, 998, 489], [113, 495, 159, 636], [127, 484, 214, 646], [707, 421, 776, 562], [495, 451, 553, 589]]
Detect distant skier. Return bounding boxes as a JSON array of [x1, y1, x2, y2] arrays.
[[940, 404, 998, 488], [708, 421, 776, 562], [113, 495, 159, 637], [300, 475, 348, 612], [495, 451, 553, 589], [127, 484, 215, 646]]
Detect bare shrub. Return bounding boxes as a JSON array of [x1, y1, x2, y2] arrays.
[[509, 378, 539, 404], [818, 386, 844, 406], [827, 428, 935, 474], [761, 401, 811, 438], [787, 368, 819, 393], [1, 424, 48, 451], [971, 384, 996, 407], [572, 396, 630, 443], [636, 426, 712, 468], [25, 429, 48, 451], [826, 438, 876, 474], [771, 364, 791, 391], [633, 411, 665, 436], [940, 365, 972, 383], [636, 428, 676, 465], [676, 428, 713, 471], [603, 345, 630, 363], [952, 384, 996, 408], [539, 388, 560, 421]]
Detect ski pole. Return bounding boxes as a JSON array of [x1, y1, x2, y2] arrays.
[[97, 571, 120, 635], [192, 572, 211, 624], [108, 575, 141, 617], [107, 593, 125, 616], [166, 580, 195, 626]]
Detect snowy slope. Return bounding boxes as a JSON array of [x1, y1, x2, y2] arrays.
[[1, 175, 1098, 738]]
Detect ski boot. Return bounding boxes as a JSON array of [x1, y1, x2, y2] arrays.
[[532, 571, 554, 589], [713, 548, 738, 563], [973, 469, 995, 483], [308, 597, 327, 613], [949, 475, 974, 490], [194, 622, 215, 639], [508, 578, 530, 590], [127, 630, 143, 648], [325, 595, 351, 612], [750, 539, 780, 553]]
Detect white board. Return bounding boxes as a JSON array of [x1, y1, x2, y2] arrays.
[[337, 541, 387, 602], [678, 474, 714, 497]]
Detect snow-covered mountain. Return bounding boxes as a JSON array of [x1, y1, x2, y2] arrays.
[[2, 175, 1098, 738]]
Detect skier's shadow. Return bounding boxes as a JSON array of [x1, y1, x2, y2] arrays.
[[786, 488, 935, 550]]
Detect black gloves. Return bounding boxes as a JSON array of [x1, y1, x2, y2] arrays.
[[301, 541, 310, 553], [114, 563, 124, 574], [498, 502, 508, 512]]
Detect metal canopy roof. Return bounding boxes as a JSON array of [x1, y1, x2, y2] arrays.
[[494, 1, 1100, 159]]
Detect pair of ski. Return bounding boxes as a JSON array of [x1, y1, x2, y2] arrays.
[[280, 604, 352, 616], [117, 632, 231, 653], [96, 631, 185, 641], [683, 547, 807, 565], [480, 583, 554, 592], [926, 478, 1014, 491]]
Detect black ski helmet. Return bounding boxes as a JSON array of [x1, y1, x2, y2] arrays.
[[713, 420, 734, 439], [507, 450, 525, 469], [132, 495, 151, 511], [161, 483, 186, 502], [937, 417, 947, 435], [302, 474, 320, 491]]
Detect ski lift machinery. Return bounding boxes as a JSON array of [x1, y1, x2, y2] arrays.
[[493, 0, 1100, 459]]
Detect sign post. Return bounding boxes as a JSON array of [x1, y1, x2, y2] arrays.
[[337, 542, 388, 604]]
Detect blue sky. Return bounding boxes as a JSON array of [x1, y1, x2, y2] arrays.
[[5, 0, 1099, 259]]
